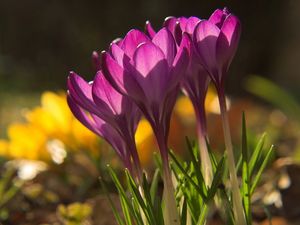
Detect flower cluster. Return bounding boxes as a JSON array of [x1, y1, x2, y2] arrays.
[[67, 7, 242, 225]]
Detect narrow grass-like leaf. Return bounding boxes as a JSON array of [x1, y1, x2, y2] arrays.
[[250, 146, 274, 194], [185, 138, 207, 192], [241, 113, 251, 225], [169, 151, 207, 202], [107, 166, 141, 225], [99, 177, 125, 225], [207, 156, 225, 200], [249, 133, 266, 176], [180, 197, 187, 225], [125, 170, 154, 224], [197, 204, 208, 225], [150, 169, 160, 205]]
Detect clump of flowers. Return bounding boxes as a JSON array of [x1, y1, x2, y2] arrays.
[[67, 7, 274, 225]]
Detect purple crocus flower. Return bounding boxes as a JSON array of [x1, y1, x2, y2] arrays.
[[193, 8, 241, 90], [146, 17, 213, 185], [67, 71, 142, 180], [101, 28, 189, 172], [193, 8, 245, 224], [101, 28, 189, 224]]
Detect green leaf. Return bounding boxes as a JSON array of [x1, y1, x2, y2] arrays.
[[245, 75, 300, 123], [150, 169, 160, 205], [169, 150, 207, 202], [241, 112, 251, 225], [99, 177, 125, 225], [180, 197, 187, 225], [207, 156, 225, 200], [250, 145, 274, 194], [249, 133, 266, 177], [107, 166, 141, 225]]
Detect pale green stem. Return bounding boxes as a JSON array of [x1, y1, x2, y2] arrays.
[[195, 107, 213, 187], [155, 128, 180, 225], [218, 88, 246, 225]]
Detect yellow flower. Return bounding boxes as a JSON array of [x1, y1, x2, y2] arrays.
[[1, 91, 100, 162]]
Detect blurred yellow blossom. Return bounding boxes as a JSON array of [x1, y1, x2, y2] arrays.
[[0, 89, 223, 167], [0, 91, 100, 162]]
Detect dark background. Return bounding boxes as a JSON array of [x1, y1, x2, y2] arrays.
[[0, 0, 299, 96]]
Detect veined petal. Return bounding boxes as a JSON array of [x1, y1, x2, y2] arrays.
[[92, 71, 123, 115], [101, 51, 146, 102], [67, 94, 102, 136], [216, 14, 241, 74], [145, 21, 156, 38], [120, 29, 150, 58], [68, 72, 116, 124], [101, 51, 128, 95], [185, 17, 201, 34], [68, 72, 98, 114], [152, 28, 176, 66], [164, 17, 183, 45], [169, 33, 190, 90], [133, 42, 169, 102], [163, 17, 178, 34], [209, 8, 229, 28], [193, 20, 220, 76], [110, 43, 130, 68]]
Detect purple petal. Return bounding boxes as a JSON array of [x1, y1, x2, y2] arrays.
[[101, 51, 145, 102], [110, 43, 130, 68], [68, 72, 97, 113], [193, 20, 220, 76], [101, 51, 128, 95], [145, 21, 156, 38], [216, 14, 241, 75], [208, 8, 229, 28], [163, 17, 178, 34], [169, 33, 190, 90], [152, 28, 176, 66], [67, 94, 102, 136], [92, 71, 124, 115], [120, 29, 150, 58], [133, 42, 169, 102], [184, 17, 201, 34], [92, 51, 101, 72]]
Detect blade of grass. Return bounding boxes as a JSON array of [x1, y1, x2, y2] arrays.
[[249, 133, 266, 176], [169, 151, 207, 202], [250, 146, 274, 194], [241, 113, 251, 225]]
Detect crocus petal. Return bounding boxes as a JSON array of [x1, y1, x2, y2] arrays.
[[110, 43, 130, 68], [152, 28, 176, 66], [177, 17, 188, 31], [145, 21, 156, 38], [216, 14, 241, 75], [169, 33, 190, 91], [67, 94, 102, 136], [101, 51, 146, 102], [120, 29, 150, 58], [92, 71, 123, 115], [185, 17, 201, 34], [164, 17, 183, 45], [193, 20, 220, 77], [208, 8, 229, 28], [163, 17, 178, 34], [133, 42, 169, 102], [68, 72, 98, 114], [92, 51, 101, 72]]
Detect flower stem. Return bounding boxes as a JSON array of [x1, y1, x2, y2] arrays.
[[195, 105, 213, 187], [217, 87, 246, 225], [155, 128, 180, 225]]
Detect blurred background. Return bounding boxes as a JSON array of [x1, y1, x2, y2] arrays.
[[1, 0, 300, 133], [1, 0, 300, 224]]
